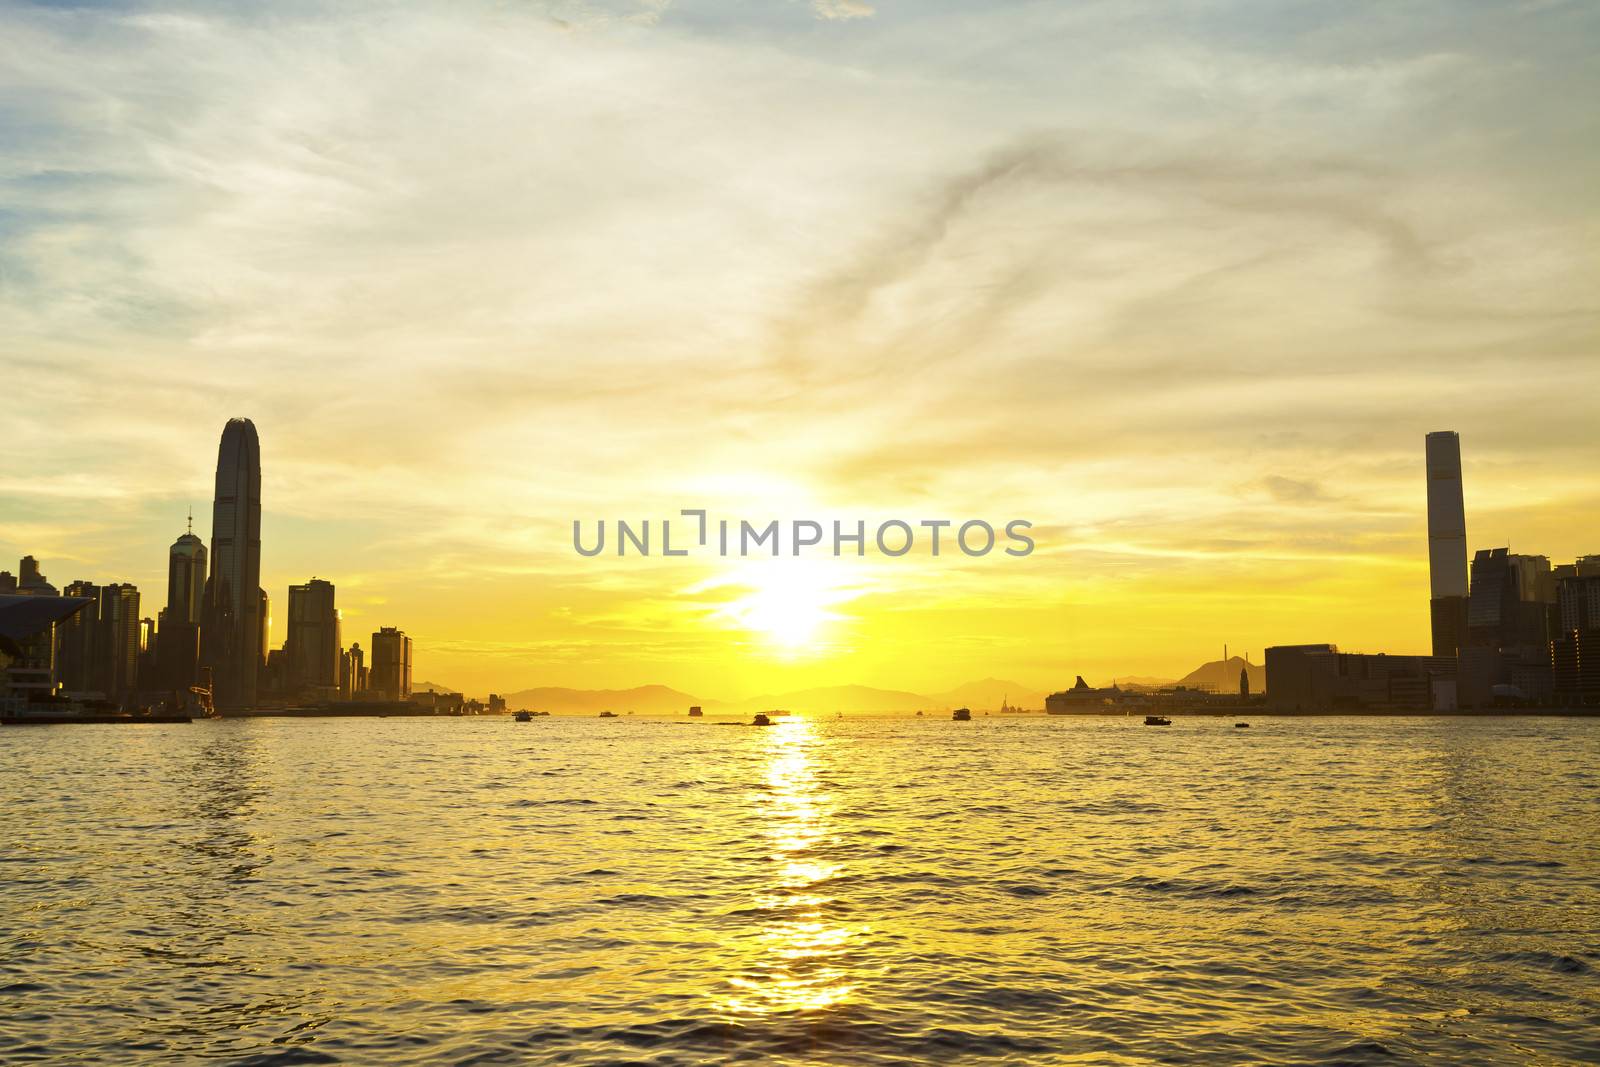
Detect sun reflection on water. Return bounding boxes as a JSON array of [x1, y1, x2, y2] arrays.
[[718, 718, 861, 1016]]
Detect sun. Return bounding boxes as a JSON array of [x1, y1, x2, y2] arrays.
[[710, 560, 860, 652]]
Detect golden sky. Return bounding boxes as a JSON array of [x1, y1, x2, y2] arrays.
[[1, 0, 1597, 699]]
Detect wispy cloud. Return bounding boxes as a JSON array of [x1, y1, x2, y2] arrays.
[[0, 0, 1596, 693]]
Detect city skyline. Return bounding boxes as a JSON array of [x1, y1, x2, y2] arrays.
[[2, 1, 1598, 699], [3, 416, 1595, 704]]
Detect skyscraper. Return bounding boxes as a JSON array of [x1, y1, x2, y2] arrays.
[[370, 627, 412, 702], [54, 580, 100, 693], [286, 578, 340, 694], [1459, 547, 1557, 706], [167, 517, 207, 628], [161, 517, 208, 694], [1425, 431, 1469, 658], [97, 583, 141, 705], [202, 418, 262, 710]]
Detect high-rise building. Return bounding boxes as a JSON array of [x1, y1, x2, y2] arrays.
[[201, 418, 262, 710], [1460, 548, 1557, 706], [160, 519, 208, 694], [340, 641, 366, 700], [1425, 431, 1469, 658], [55, 580, 100, 693], [167, 518, 207, 627], [1552, 556, 1600, 707], [97, 583, 141, 705], [370, 627, 412, 702], [17, 555, 59, 596], [286, 579, 340, 694]]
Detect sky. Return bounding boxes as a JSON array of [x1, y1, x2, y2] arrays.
[[1, 0, 1597, 700]]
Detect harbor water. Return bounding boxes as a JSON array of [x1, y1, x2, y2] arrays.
[[3, 715, 1598, 1064]]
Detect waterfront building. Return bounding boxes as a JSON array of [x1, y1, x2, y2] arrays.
[[370, 627, 412, 702], [1264, 644, 1456, 712], [201, 418, 263, 710], [1459, 548, 1557, 706], [1552, 556, 1600, 706], [157, 518, 208, 694], [1425, 432, 1470, 659], [339, 642, 367, 699], [0, 593, 93, 705], [96, 583, 141, 705], [54, 580, 100, 693], [286, 579, 340, 695]]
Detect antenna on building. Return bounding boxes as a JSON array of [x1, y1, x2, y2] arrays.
[[186, 507, 193, 535]]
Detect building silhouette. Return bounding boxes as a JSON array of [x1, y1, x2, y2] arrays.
[[340, 641, 366, 700], [286, 579, 340, 695], [1265, 644, 1455, 712], [201, 418, 263, 710], [1425, 431, 1469, 658], [160, 518, 207, 694], [370, 627, 412, 701], [54, 579, 100, 693], [1552, 556, 1600, 706], [97, 583, 141, 705], [1459, 548, 1556, 706]]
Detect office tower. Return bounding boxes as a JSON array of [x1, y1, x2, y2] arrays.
[[201, 418, 262, 710], [340, 641, 366, 700], [1425, 432, 1469, 658], [0, 571, 16, 593], [167, 519, 207, 627], [286, 579, 340, 694], [1460, 548, 1556, 706], [159, 520, 207, 693], [370, 627, 412, 702], [1552, 556, 1600, 706], [54, 580, 101, 693], [17, 555, 58, 596], [97, 583, 141, 705]]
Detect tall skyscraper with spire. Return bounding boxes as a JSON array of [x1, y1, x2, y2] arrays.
[[202, 418, 262, 709], [1425, 431, 1469, 658], [160, 512, 208, 694]]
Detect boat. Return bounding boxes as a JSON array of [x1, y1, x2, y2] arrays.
[[598, 711, 618, 718], [952, 708, 972, 721], [514, 710, 532, 722], [1235, 722, 1250, 728], [751, 713, 774, 726], [1143, 715, 1172, 726]]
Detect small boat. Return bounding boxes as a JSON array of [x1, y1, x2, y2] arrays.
[[952, 708, 972, 721], [599, 711, 618, 718], [514, 710, 532, 722], [1234, 722, 1250, 728], [752, 713, 775, 726], [1143, 715, 1171, 727]]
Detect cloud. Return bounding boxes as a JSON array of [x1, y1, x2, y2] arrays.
[[0, 0, 1596, 693], [812, 0, 874, 20]]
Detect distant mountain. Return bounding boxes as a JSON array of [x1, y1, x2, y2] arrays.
[[733, 684, 933, 713], [1176, 656, 1264, 695], [499, 684, 706, 715], [926, 677, 1046, 710], [412, 680, 460, 695], [1111, 675, 1178, 691]]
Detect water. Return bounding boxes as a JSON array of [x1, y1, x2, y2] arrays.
[[3, 715, 1598, 1065]]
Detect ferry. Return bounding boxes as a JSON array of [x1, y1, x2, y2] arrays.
[[1144, 715, 1172, 727], [952, 707, 972, 721]]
